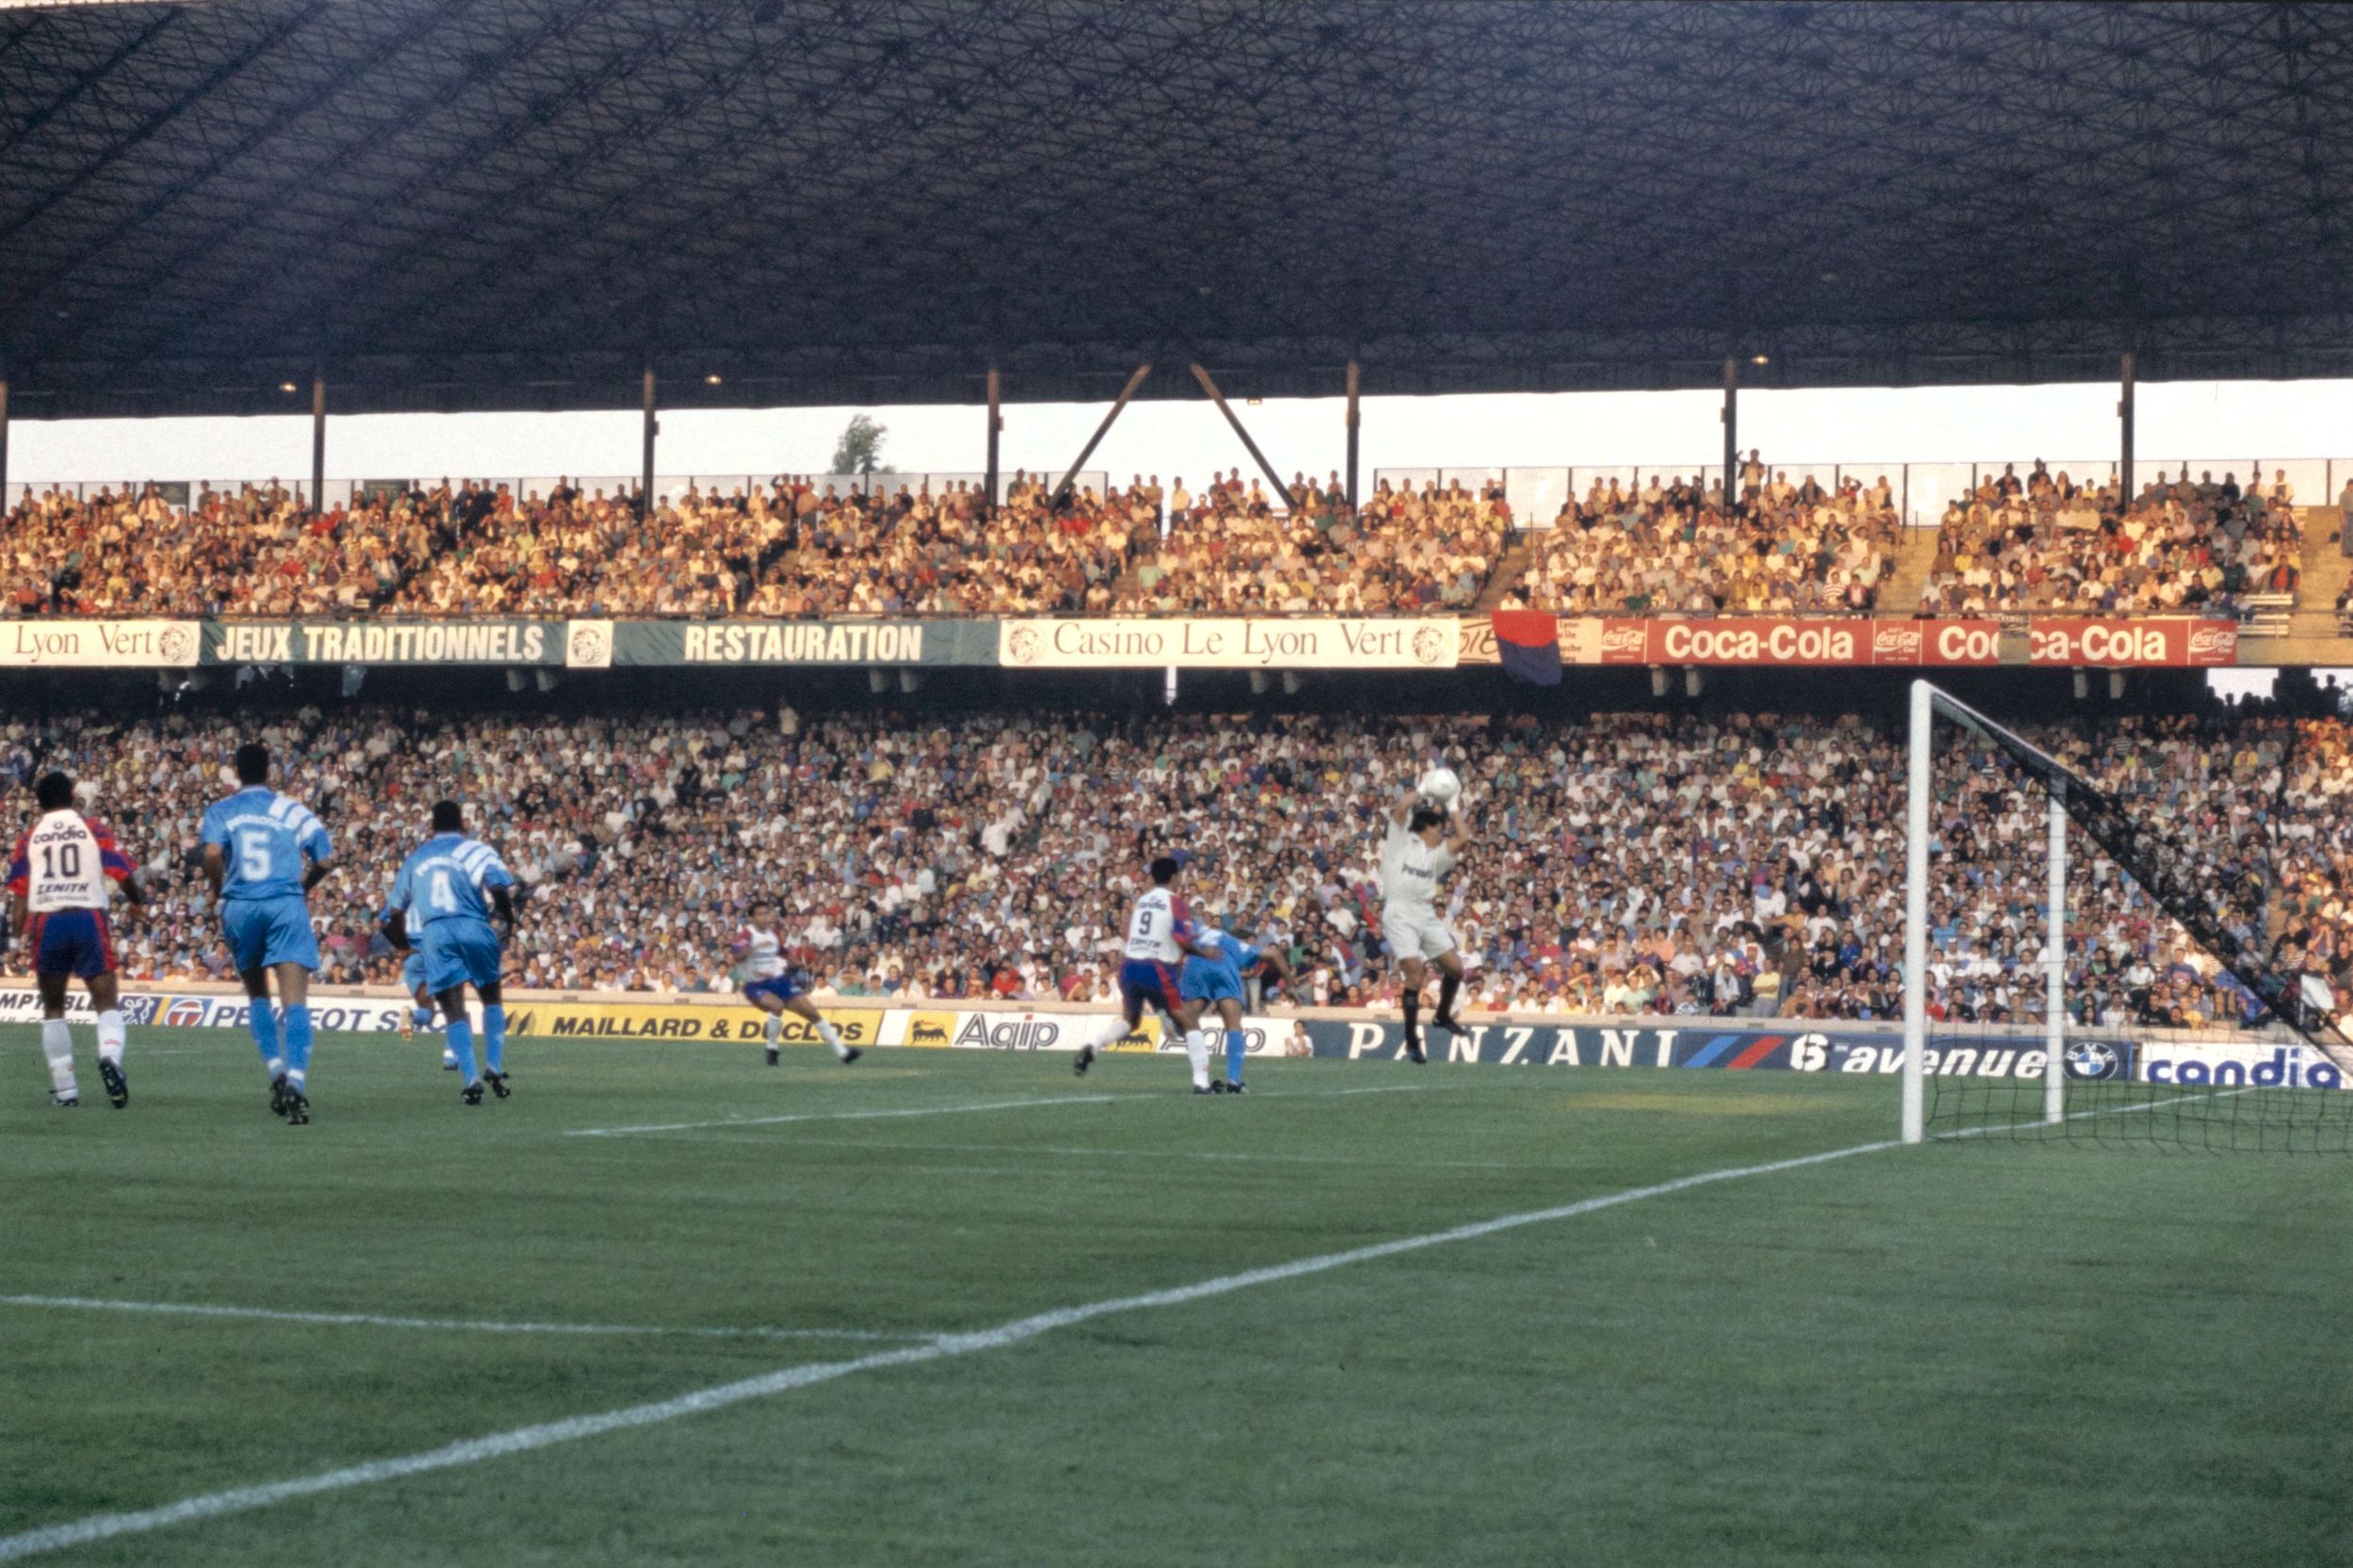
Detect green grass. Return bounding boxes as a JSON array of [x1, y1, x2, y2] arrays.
[[3, 1029, 2347, 1567]]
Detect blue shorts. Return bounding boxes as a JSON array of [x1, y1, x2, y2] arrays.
[[401, 952, 429, 994], [26, 908, 115, 980], [744, 973, 807, 1008], [1118, 958, 1183, 1016], [222, 896, 319, 973], [1180, 967, 1243, 1004], [419, 918, 502, 995]]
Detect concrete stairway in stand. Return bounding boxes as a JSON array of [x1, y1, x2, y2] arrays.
[[1873, 527, 1944, 615]]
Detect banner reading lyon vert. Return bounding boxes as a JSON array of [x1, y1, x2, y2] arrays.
[[599, 618, 998, 667], [204, 620, 566, 665], [1523, 615, 2239, 669], [0, 619, 200, 667], [998, 617, 1461, 669]]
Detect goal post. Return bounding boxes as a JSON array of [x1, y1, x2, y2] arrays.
[[1901, 678, 2353, 1152], [1902, 680, 2065, 1144]]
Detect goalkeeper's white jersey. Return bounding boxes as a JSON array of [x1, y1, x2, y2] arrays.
[[1378, 815, 1455, 917]]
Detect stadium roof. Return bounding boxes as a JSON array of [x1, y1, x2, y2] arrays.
[[3, 0, 2351, 420]]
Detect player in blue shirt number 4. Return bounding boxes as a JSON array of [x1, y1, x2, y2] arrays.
[[379, 800, 520, 1107]]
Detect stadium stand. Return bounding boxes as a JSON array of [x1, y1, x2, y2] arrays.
[[1115, 473, 1508, 614], [1916, 464, 2303, 618], [1499, 470, 1902, 614], [0, 474, 1155, 618], [2, 700, 2339, 1034]]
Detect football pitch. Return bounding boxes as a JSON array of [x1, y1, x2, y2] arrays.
[[3, 1031, 2346, 1567]]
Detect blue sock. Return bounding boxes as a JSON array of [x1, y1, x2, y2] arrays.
[[446, 1016, 478, 1085], [483, 1005, 506, 1075], [282, 1006, 313, 1088], [248, 1004, 283, 1076], [410, 1005, 435, 1031], [1226, 1029, 1247, 1086]]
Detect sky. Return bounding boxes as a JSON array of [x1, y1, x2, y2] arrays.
[[9, 376, 2351, 504]]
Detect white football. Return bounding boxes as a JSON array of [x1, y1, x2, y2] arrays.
[[1417, 766, 1462, 806]]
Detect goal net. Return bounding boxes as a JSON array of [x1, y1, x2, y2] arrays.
[[1903, 681, 2353, 1152]]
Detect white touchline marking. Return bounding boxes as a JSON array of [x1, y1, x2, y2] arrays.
[[698, 1136, 1523, 1170], [0, 1136, 1897, 1563], [568, 1093, 1118, 1139], [567, 1081, 1434, 1139], [0, 1295, 927, 1344]]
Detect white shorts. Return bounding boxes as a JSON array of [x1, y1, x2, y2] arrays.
[[1384, 906, 1458, 963]]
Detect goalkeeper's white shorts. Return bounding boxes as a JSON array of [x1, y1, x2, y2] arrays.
[[1384, 906, 1459, 962]]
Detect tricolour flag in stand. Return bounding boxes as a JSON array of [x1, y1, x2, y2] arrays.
[[1490, 611, 1561, 685]]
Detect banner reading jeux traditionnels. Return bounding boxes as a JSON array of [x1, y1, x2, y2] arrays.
[[997, 617, 1461, 669], [203, 620, 566, 665]]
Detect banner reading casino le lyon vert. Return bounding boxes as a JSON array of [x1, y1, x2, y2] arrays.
[[998, 617, 1460, 669], [1, 620, 199, 668]]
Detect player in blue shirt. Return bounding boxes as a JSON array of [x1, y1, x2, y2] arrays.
[[1179, 917, 1291, 1095], [379, 800, 518, 1106], [393, 907, 457, 1070], [200, 742, 332, 1125]]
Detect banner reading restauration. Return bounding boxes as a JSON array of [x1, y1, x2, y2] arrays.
[[605, 619, 998, 667], [998, 617, 1460, 669]]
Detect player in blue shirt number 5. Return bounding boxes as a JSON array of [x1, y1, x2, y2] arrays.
[[379, 800, 519, 1107], [200, 743, 333, 1125]]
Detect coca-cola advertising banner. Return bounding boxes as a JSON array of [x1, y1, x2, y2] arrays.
[[1561, 616, 2238, 668]]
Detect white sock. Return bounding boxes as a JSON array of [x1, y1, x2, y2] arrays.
[[815, 1018, 848, 1059], [1184, 1030, 1210, 1090], [1089, 1016, 1130, 1050], [96, 1010, 125, 1066], [764, 1014, 783, 1046], [41, 1019, 75, 1097]]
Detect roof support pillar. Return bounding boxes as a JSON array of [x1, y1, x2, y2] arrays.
[[1344, 360, 1361, 508], [2118, 351, 2136, 504], [1054, 362, 1150, 505], [309, 362, 327, 519], [1190, 362, 1293, 507], [640, 350, 658, 520], [1721, 356, 1737, 511], [984, 365, 1001, 514]]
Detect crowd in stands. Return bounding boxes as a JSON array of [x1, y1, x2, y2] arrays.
[[1115, 472, 1506, 613], [1917, 463, 2304, 616], [2, 469, 1504, 619], [0, 474, 1155, 618], [1501, 465, 1902, 614], [5, 697, 2346, 1038]]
